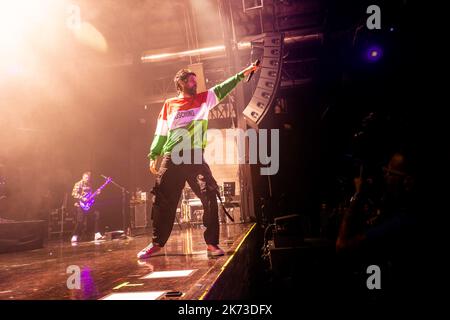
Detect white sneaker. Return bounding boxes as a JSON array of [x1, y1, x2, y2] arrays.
[[94, 232, 103, 241], [137, 243, 162, 259], [71, 235, 78, 243]]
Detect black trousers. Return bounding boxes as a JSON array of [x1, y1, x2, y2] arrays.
[[151, 152, 220, 247], [73, 206, 100, 237]]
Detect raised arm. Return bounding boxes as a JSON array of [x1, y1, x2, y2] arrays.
[[206, 62, 261, 109]]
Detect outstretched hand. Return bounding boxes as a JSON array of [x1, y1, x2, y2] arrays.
[[242, 61, 261, 77]]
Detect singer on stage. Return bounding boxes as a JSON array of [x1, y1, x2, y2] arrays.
[[137, 62, 260, 259]]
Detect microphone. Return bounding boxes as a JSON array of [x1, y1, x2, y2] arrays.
[[245, 59, 260, 83]]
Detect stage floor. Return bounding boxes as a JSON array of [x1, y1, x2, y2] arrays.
[[0, 223, 255, 300]]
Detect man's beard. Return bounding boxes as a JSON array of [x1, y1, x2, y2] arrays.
[[185, 86, 197, 96]]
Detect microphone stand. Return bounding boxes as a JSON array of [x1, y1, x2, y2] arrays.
[[102, 175, 129, 234], [216, 190, 234, 223]]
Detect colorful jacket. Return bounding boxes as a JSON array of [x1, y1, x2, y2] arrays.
[[72, 180, 91, 207], [148, 71, 245, 161]]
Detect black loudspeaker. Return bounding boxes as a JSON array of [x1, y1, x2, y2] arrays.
[[103, 230, 127, 240], [273, 214, 304, 248], [134, 203, 147, 228], [0, 220, 46, 253], [243, 33, 284, 128]]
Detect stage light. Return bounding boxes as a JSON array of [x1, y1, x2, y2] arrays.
[[0, 0, 107, 80], [72, 21, 108, 53], [5, 63, 25, 76], [141, 42, 251, 62], [0, 0, 62, 78], [0, 1, 53, 53], [141, 45, 226, 62], [365, 45, 383, 63]]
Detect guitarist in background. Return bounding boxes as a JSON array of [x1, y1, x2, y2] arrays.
[[71, 172, 103, 243]]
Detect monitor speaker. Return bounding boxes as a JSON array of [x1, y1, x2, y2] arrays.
[[273, 214, 304, 247], [134, 203, 147, 228]]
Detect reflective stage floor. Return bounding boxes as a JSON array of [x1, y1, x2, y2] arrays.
[[0, 223, 255, 300]]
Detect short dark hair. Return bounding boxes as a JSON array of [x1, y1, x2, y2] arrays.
[[82, 171, 91, 177], [174, 69, 196, 93]]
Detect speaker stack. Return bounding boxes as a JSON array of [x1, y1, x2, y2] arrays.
[[243, 33, 284, 128], [0, 220, 46, 253]]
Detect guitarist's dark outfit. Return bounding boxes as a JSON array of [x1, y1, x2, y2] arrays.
[[71, 179, 101, 242]]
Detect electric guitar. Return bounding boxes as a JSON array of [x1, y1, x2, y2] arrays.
[[79, 177, 112, 212]]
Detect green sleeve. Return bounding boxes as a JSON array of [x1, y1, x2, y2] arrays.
[[148, 134, 167, 160], [212, 71, 245, 101]]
